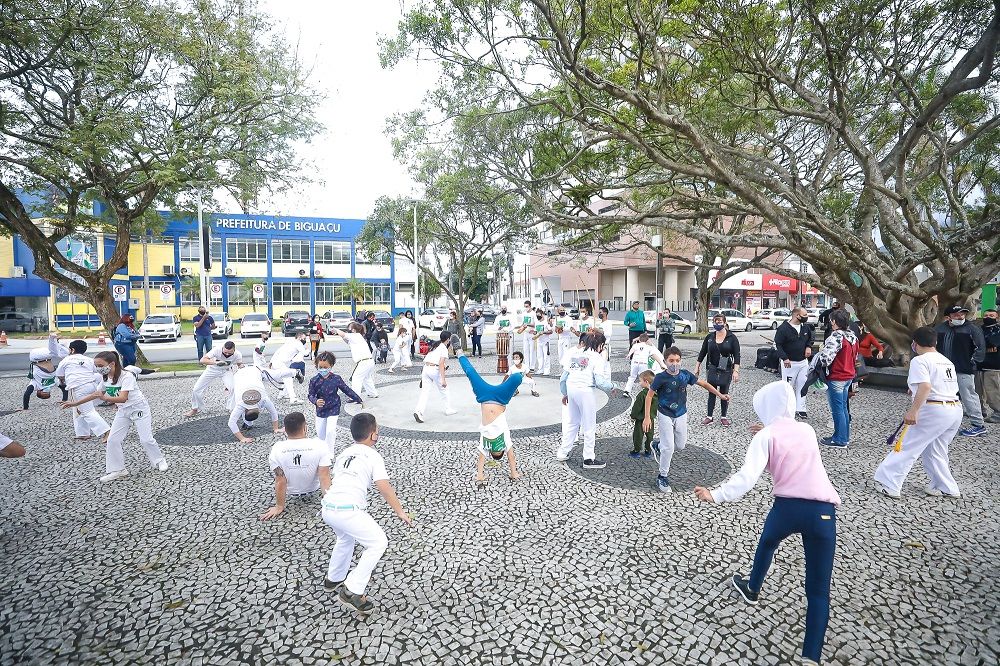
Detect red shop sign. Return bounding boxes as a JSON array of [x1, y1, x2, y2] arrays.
[[763, 273, 798, 291]]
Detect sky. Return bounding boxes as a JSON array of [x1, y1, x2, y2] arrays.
[[253, 1, 439, 220]]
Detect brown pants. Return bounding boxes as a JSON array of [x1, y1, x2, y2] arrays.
[[975, 370, 1000, 419]]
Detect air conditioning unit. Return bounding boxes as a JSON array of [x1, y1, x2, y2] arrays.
[[313, 269, 322, 278], [163, 265, 176, 276], [179, 267, 191, 276], [10, 266, 26, 278], [224, 267, 237, 276], [298, 269, 307, 277]]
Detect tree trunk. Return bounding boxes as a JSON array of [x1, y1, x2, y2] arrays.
[[694, 267, 713, 334], [89, 279, 150, 365]]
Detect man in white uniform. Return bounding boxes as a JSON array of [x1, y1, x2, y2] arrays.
[[414, 332, 457, 423], [532, 313, 554, 375], [260, 412, 331, 520], [55, 340, 110, 441], [515, 300, 536, 371], [228, 366, 283, 442], [597, 307, 614, 379], [322, 413, 412, 615], [553, 307, 577, 370], [774, 307, 814, 418], [874, 326, 964, 499], [270, 333, 308, 404], [331, 323, 379, 399], [185, 341, 244, 416], [623, 333, 667, 393]]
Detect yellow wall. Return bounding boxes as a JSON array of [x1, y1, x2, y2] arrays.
[[0, 237, 13, 275], [127, 244, 175, 276]]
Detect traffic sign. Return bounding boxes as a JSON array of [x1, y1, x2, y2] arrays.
[[112, 284, 127, 301], [210, 282, 223, 296], [252, 283, 265, 300], [159, 284, 174, 301]]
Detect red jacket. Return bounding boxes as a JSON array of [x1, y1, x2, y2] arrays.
[[829, 338, 859, 381], [858, 333, 884, 358]]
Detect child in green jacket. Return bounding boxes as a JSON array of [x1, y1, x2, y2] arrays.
[[630, 370, 655, 457]]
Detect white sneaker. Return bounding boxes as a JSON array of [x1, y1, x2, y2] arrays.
[[100, 469, 129, 483], [155, 459, 169, 472], [288, 399, 304, 405], [876, 482, 900, 499], [444, 409, 457, 416], [924, 485, 960, 498], [555, 454, 569, 462]]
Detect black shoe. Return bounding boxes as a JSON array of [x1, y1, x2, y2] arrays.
[[324, 578, 344, 590], [795, 411, 808, 420], [583, 458, 607, 469], [296, 370, 305, 384], [339, 587, 374, 614], [731, 575, 759, 605], [413, 412, 424, 423]]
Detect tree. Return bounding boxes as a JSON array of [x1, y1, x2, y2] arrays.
[[0, 0, 321, 346], [383, 0, 1000, 360], [341, 278, 367, 317], [179, 273, 202, 308], [240, 278, 262, 313]]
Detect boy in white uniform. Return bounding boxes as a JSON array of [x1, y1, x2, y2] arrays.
[[270, 333, 308, 404], [504, 351, 539, 397], [23, 333, 69, 409], [532, 315, 555, 375], [414, 331, 457, 423], [228, 366, 283, 443], [331, 322, 379, 399], [623, 333, 667, 393], [515, 301, 536, 371], [55, 339, 110, 441], [387, 328, 412, 373], [556, 330, 619, 469], [260, 412, 331, 520], [874, 326, 964, 499], [184, 341, 244, 416], [322, 413, 412, 615]]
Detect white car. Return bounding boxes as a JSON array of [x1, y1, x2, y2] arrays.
[[418, 308, 451, 330], [239, 312, 273, 338], [139, 313, 182, 342], [752, 308, 793, 330], [645, 311, 694, 335], [211, 312, 233, 339], [709, 308, 754, 332], [803, 308, 823, 325]]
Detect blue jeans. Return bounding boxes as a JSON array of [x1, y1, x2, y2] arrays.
[[115, 342, 137, 367], [196, 334, 213, 359], [749, 497, 837, 663], [459, 356, 521, 405], [826, 379, 852, 444]]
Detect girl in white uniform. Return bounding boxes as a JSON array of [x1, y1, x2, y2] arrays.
[[185, 341, 244, 416], [414, 332, 457, 423], [387, 329, 412, 373], [623, 333, 668, 393], [874, 326, 964, 499], [55, 340, 110, 441], [62, 351, 168, 483], [556, 331, 618, 468], [332, 323, 379, 399]]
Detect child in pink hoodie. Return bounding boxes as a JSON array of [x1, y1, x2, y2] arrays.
[[695, 381, 841, 666]]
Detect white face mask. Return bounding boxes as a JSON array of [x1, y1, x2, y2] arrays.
[[98, 365, 111, 376], [950, 318, 965, 326]]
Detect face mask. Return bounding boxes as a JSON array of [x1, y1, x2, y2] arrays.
[[98, 366, 111, 376], [713, 323, 725, 331], [666, 362, 680, 374], [223, 352, 233, 359], [317, 368, 331, 377], [950, 318, 965, 326], [984, 317, 997, 326]]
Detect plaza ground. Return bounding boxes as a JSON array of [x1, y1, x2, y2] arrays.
[[0, 339, 997, 665]]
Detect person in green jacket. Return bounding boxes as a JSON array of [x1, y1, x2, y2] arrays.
[[629, 370, 655, 457], [624, 301, 647, 351]]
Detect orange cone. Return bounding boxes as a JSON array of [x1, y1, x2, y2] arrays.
[[98, 331, 107, 345], [0, 330, 7, 346]]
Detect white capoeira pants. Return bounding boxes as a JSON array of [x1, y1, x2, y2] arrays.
[[557, 385, 598, 461], [389, 347, 411, 371], [601, 345, 612, 380], [874, 402, 962, 496], [781, 359, 810, 414], [268, 362, 299, 401], [316, 414, 340, 463], [521, 333, 535, 370], [69, 383, 110, 438], [191, 368, 235, 410], [623, 361, 650, 393], [105, 401, 165, 474], [351, 358, 378, 398], [655, 412, 689, 479], [415, 366, 451, 416], [323, 506, 388, 595], [535, 341, 550, 375]]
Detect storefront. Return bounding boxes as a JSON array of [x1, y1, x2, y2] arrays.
[[709, 271, 800, 314]]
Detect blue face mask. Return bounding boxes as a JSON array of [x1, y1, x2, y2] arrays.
[[317, 368, 331, 377], [713, 323, 725, 331], [666, 362, 681, 374]]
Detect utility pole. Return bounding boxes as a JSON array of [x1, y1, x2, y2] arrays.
[[141, 233, 151, 317], [197, 192, 208, 306], [413, 202, 419, 310]]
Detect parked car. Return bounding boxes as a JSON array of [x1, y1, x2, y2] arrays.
[[0, 311, 47, 333], [419, 308, 451, 330], [210, 312, 233, 339], [138, 313, 182, 342], [367, 310, 395, 332], [709, 308, 754, 332], [463, 304, 498, 324], [644, 311, 694, 335], [751, 308, 793, 330], [239, 312, 273, 338], [558, 303, 581, 319], [803, 307, 823, 325], [281, 310, 312, 336], [321, 310, 354, 333]]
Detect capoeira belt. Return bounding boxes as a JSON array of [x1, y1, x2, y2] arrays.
[[322, 502, 359, 511], [925, 400, 959, 405]]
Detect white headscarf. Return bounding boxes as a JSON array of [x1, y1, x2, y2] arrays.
[[752, 380, 796, 426], [29, 348, 53, 363]]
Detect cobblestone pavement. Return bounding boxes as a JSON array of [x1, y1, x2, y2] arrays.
[[1, 339, 997, 665]]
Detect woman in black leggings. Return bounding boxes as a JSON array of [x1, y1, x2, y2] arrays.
[[694, 313, 741, 426]]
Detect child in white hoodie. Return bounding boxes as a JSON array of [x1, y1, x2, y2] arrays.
[[695, 381, 841, 666]]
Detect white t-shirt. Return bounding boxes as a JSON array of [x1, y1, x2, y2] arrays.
[[563, 348, 606, 390], [205, 346, 243, 368], [271, 340, 305, 367], [101, 369, 146, 407], [630, 342, 663, 369], [344, 332, 371, 362], [510, 360, 529, 377], [323, 443, 389, 510], [398, 317, 415, 334], [394, 332, 410, 350], [496, 314, 513, 332], [269, 437, 329, 495], [908, 351, 960, 402], [599, 319, 613, 340], [573, 316, 596, 334], [423, 343, 449, 366], [56, 354, 101, 391]]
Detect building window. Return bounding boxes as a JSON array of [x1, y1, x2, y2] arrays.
[[180, 287, 202, 305], [364, 282, 391, 305], [271, 281, 311, 306], [358, 246, 389, 265], [226, 237, 267, 263], [314, 240, 351, 264], [130, 278, 172, 289], [224, 283, 252, 305], [129, 235, 171, 245], [178, 237, 223, 262], [315, 283, 348, 306], [272, 239, 310, 264]]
